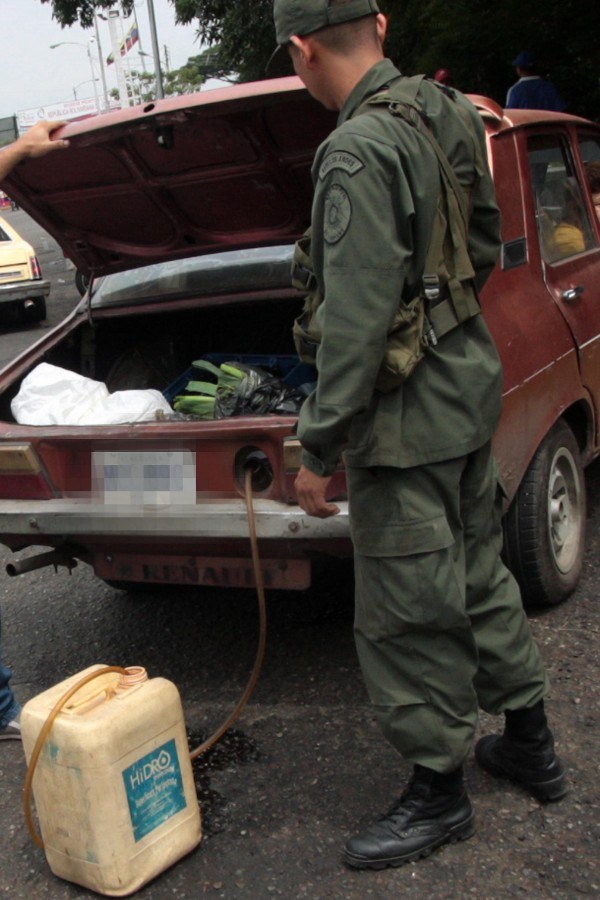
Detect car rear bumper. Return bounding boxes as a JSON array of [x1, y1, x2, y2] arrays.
[[0, 279, 50, 304], [0, 497, 350, 540]]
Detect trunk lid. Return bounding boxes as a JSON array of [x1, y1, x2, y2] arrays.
[[2, 78, 336, 279]]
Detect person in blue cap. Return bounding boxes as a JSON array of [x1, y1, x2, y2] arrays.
[[506, 51, 566, 111]]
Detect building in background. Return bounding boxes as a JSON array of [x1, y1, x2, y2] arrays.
[[16, 97, 118, 132], [0, 117, 18, 147]]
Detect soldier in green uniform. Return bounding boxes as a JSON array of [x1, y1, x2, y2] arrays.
[[271, 0, 567, 871]]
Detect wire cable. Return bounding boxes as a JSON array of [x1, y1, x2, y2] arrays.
[[189, 466, 267, 759]]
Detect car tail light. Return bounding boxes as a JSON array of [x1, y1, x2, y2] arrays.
[[0, 444, 55, 499], [29, 255, 42, 279], [282, 437, 347, 502], [283, 438, 346, 476], [283, 438, 302, 473]]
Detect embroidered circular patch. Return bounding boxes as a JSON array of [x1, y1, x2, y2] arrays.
[[324, 184, 352, 244]]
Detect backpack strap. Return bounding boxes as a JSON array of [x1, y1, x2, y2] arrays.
[[355, 77, 481, 341]]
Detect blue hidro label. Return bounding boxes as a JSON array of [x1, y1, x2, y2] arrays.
[[123, 738, 187, 842]]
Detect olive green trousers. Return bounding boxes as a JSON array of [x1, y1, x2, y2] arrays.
[[348, 441, 549, 772]]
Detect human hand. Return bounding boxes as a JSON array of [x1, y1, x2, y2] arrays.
[[0, 121, 70, 183], [294, 465, 340, 518], [20, 121, 70, 158]]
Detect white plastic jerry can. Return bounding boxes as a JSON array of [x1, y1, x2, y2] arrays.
[[21, 665, 202, 897]]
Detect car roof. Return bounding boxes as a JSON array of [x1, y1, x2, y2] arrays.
[[0, 214, 33, 250], [466, 94, 591, 135]]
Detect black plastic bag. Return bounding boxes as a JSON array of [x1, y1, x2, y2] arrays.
[[215, 362, 305, 418]]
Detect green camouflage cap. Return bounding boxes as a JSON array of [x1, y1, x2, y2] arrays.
[[268, 0, 380, 74]]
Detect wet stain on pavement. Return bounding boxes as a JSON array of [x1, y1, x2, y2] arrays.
[[187, 728, 260, 836]]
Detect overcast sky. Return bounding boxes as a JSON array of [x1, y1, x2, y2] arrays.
[[0, 0, 209, 118]]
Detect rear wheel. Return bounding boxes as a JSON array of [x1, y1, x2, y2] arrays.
[[503, 419, 585, 607], [75, 270, 90, 296]]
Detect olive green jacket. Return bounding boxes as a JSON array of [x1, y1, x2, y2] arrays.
[[298, 59, 503, 477]]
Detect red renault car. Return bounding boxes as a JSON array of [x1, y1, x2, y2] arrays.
[[0, 78, 599, 607]]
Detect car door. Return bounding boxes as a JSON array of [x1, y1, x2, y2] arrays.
[[526, 127, 600, 438]]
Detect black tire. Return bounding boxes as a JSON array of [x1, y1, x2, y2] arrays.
[[503, 419, 585, 607], [75, 269, 90, 296]]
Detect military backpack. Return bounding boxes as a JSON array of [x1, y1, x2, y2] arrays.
[[291, 75, 484, 393]]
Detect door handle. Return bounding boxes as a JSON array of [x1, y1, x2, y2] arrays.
[[562, 285, 585, 302]]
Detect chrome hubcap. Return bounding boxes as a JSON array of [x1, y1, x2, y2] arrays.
[[548, 447, 581, 574]]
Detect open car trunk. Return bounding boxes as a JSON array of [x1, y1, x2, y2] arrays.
[[0, 78, 347, 591], [1, 252, 307, 412], [0, 249, 350, 591]]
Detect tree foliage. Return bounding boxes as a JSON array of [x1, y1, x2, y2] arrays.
[[110, 56, 206, 104], [108, 44, 235, 105], [41, 0, 134, 28], [41, 0, 599, 119], [382, 0, 599, 120], [174, 0, 275, 84], [182, 0, 600, 119]]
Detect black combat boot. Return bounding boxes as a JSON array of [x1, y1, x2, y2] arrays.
[[475, 700, 567, 801], [343, 765, 475, 870]]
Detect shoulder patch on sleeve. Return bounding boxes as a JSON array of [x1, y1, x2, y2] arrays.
[[323, 184, 352, 244], [318, 150, 365, 181]]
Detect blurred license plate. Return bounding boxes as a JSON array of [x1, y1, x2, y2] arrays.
[[92, 451, 196, 506]]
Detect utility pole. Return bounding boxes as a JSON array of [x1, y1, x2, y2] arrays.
[[93, 12, 110, 110], [107, 10, 132, 107], [146, 0, 164, 99]]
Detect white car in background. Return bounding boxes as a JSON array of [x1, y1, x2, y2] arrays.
[[0, 214, 49, 322]]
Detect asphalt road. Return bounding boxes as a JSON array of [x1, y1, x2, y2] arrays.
[[0, 215, 598, 899], [0, 208, 81, 367]]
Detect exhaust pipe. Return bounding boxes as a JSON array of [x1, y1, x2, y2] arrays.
[[6, 549, 78, 577]]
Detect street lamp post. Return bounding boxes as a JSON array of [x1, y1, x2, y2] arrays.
[[73, 79, 100, 100], [50, 40, 101, 112], [93, 12, 111, 110]]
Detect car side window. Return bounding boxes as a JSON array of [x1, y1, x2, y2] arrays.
[[578, 135, 600, 227], [528, 135, 595, 264]]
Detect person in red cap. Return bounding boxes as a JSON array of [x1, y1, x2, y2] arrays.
[[434, 67, 454, 87]]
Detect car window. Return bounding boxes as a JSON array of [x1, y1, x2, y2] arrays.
[[0, 225, 11, 242], [92, 246, 295, 309], [528, 134, 595, 264], [579, 135, 600, 227]]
